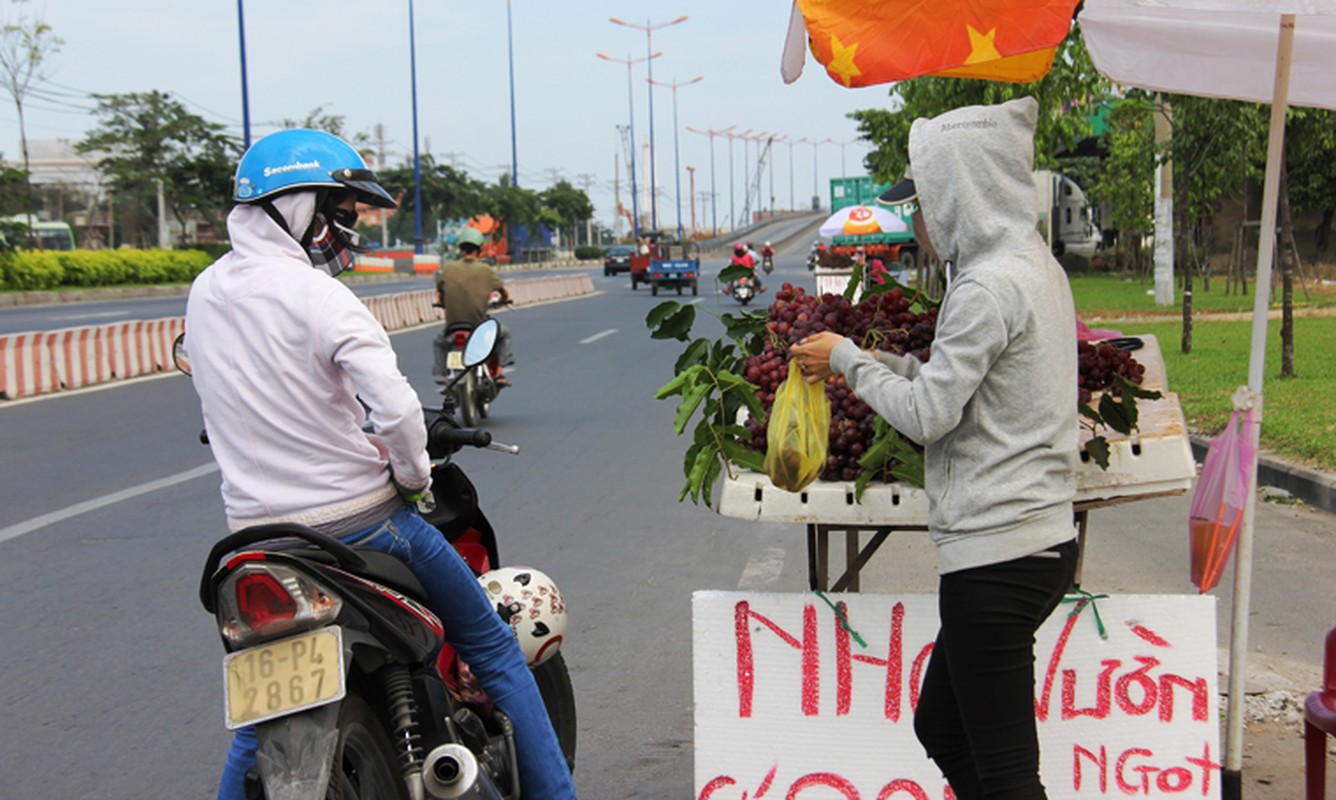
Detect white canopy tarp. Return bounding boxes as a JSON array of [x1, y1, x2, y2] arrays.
[[1079, 2, 1336, 794]]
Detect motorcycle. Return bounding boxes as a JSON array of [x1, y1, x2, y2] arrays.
[[729, 274, 756, 306], [176, 321, 576, 800], [762, 256, 774, 275], [443, 293, 510, 427]]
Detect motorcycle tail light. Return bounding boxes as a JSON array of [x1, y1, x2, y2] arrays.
[[217, 561, 342, 646]]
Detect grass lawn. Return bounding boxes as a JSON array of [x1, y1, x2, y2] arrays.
[[1069, 274, 1336, 472]]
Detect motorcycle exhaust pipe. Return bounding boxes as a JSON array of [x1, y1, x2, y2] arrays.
[[421, 743, 503, 800]]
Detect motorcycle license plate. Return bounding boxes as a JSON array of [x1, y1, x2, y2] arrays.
[[446, 351, 464, 369], [223, 627, 345, 730]]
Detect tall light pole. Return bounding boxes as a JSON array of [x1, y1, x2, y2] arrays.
[[610, 14, 687, 233], [506, 0, 519, 187], [750, 131, 770, 222], [736, 128, 754, 228], [723, 129, 740, 233], [648, 75, 701, 242], [409, 0, 424, 253], [597, 51, 662, 240], [686, 123, 731, 237], [799, 137, 822, 212], [236, 0, 251, 149]]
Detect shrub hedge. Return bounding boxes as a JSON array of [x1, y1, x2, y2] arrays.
[[0, 248, 216, 292], [574, 245, 604, 261]]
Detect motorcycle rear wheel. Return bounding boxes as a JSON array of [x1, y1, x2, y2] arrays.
[[326, 693, 410, 800], [533, 652, 578, 773]]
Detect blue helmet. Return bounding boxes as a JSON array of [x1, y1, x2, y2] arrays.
[[232, 128, 396, 208]]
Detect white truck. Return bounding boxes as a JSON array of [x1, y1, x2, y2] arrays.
[[1036, 171, 1102, 266]]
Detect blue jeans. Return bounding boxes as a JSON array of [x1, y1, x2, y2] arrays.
[[218, 504, 576, 800]]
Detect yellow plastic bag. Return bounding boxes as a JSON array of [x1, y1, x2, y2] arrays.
[[764, 365, 831, 492]]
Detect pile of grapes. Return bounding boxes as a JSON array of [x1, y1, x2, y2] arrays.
[[739, 283, 938, 482], [1077, 340, 1148, 405], [731, 283, 1152, 485]]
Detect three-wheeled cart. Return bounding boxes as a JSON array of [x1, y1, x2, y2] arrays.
[[714, 334, 1196, 592]]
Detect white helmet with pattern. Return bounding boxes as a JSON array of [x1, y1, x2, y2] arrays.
[[477, 566, 567, 666]]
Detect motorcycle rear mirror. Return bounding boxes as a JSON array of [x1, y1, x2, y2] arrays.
[[173, 333, 192, 376], [463, 319, 500, 369]]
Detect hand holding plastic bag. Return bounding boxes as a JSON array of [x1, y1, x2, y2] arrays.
[[764, 364, 831, 492], [1188, 393, 1257, 593]]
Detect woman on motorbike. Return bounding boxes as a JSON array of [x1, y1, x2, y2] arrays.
[[728, 241, 764, 292], [186, 128, 576, 800]]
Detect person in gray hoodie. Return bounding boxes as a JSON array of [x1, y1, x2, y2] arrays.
[[791, 97, 1078, 799]]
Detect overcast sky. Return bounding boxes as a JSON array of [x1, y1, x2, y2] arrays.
[[0, 1, 897, 233]]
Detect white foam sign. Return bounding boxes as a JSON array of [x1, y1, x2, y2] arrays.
[[694, 592, 1220, 799]]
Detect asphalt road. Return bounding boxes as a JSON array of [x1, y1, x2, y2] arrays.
[[0, 238, 1332, 799]]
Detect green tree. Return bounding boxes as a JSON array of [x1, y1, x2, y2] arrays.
[[280, 106, 371, 149], [1285, 107, 1336, 261], [0, 11, 61, 234], [379, 156, 488, 247], [1092, 94, 1156, 273], [850, 27, 1108, 183], [540, 180, 595, 247], [77, 90, 238, 247], [483, 175, 560, 260]]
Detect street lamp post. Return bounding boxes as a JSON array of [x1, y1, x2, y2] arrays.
[[408, 0, 424, 254], [597, 51, 662, 241], [648, 75, 701, 242], [723, 129, 738, 233], [610, 15, 687, 233], [735, 128, 753, 228], [799, 137, 822, 212], [506, 0, 519, 187], [236, 0, 251, 149], [686, 123, 731, 237]]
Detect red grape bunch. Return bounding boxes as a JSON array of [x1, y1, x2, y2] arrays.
[[740, 283, 938, 482], [1077, 341, 1147, 406]]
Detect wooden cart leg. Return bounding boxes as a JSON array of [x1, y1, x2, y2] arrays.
[[807, 524, 829, 591], [1073, 510, 1089, 589], [845, 528, 860, 592]]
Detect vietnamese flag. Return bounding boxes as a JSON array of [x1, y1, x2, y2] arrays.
[[792, 0, 1080, 86]]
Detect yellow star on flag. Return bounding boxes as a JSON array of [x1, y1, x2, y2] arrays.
[[827, 33, 861, 87], [963, 25, 1002, 65]]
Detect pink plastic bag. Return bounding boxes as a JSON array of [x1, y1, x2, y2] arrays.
[[1188, 407, 1256, 593]]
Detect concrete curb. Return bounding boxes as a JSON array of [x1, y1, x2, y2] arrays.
[[0, 272, 595, 401]]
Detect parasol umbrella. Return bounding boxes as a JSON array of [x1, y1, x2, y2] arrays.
[[780, 0, 1082, 85], [818, 204, 909, 238], [1079, 3, 1336, 793]]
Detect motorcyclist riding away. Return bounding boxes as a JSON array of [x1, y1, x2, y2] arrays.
[[728, 241, 765, 292], [434, 227, 515, 387]]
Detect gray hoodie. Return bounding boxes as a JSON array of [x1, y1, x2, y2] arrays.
[[829, 97, 1078, 574]]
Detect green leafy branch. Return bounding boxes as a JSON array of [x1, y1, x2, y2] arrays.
[[648, 300, 769, 504], [1078, 375, 1164, 469]]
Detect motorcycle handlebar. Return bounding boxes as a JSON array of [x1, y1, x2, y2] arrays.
[[431, 425, 493, 449]]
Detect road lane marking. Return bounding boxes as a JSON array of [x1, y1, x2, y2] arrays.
[[579, 328, 618, 345], [0, 462, 219, 544], [738, 546, 787, 590]]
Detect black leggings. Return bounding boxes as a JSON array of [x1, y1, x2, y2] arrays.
[[913, 539, 1079, 800]]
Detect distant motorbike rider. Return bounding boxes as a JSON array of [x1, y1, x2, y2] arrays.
[[760, 241, 775, 272], [728, 241, 765, 292], [185, 128, 574, 800], [433, 227, 515, 387]]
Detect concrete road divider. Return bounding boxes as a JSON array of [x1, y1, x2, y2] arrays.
[[0, 273, 594, 401]]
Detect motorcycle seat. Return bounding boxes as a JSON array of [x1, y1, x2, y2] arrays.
[[270, 543, 428, 601]]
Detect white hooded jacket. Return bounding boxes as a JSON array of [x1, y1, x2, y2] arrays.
[[830, 98, 1078, 574], [186, 194, 430, 533]]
